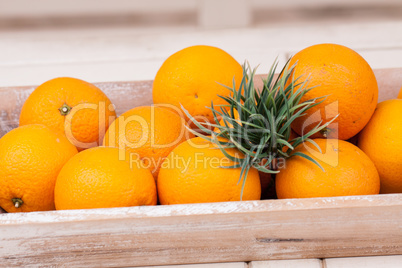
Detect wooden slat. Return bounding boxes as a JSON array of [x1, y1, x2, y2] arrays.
[[198, 0, 251, 28], [324, 255, 402, 268], [0, 195, 402, 267], [138, 262, 247, 268], [250, 259, 322, 268], [1, 21, 402, 87], [1, 0, 400, 18], [252, 0, 402, 8]]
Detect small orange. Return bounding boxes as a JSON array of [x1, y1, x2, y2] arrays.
[[153, 45, 243, 125], [398, 86, 402, 99], [288, 43, 378, 140], [157, 137, 261, 205], [55, 147, 157, 210], [0, 125, 78, 212], [103, 105, 192, 179], [358, 99, 402, 193], [276, 139, 380, 199], [19, 77, 116, 150]]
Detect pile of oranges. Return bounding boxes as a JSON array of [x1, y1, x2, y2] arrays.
[[0, 44, 401, 213]]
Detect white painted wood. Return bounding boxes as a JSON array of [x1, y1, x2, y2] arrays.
[[250, 259, 322, 268], [138, 262, 247, 268], [1, 0, 400, 18], [198, 0, 251, 28], [0, 21, 401, 87], [324, 255, 402, 268], [2, 194, 399, 225], [251, 0, 402, 9], [0, 0, 198, 18], [0, 59, 163, 88]]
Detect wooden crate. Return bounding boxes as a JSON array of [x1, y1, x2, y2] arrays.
[[0, 68, 401, 267]]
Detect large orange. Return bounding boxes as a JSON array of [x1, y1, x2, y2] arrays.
[[358, 99, 402, 193], [398, 86, 402, 98], [19, 77, 116, 150], [0, 125, 78, 212], [276, 139, 380, 199], [103, 105, 192, 179], [55, 147, 156, 210], [288, 43, 378, 140], [157, 137, 261, 205], [152, 45, 243, 125]]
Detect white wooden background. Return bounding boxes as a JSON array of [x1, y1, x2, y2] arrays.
[[1, 0, 402, 267], [138, 256, 402, 268], [1, 0, 402, 87]]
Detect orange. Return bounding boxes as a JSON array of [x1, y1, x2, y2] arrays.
[[358, 99, 402, 193], [19, 77, 116, 150], [55, 147, 157, 210], [153, 45, 243, 126], [288, 43, 378, 140], [157, 137, 261, 205], [0, 125, 78, 212], [398, 86, 402, 99], [276, 139, 380, 199], [103, 105, 192, 179]]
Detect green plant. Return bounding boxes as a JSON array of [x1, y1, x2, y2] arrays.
[[183, 60, 337, 198]]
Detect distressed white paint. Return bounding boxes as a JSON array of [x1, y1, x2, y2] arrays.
[[1, 194, 401, 225], [0, 194, 401, 266], [198, 0, 251, 28], [250, 259, 322, 268], [324, 255, 402, 268]]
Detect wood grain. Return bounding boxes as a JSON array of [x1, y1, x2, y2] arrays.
[[0, 195, 401, 267], [324, 255, 402, 268]]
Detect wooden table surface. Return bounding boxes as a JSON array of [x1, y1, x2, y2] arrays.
[[1, 2, 401, 267]]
